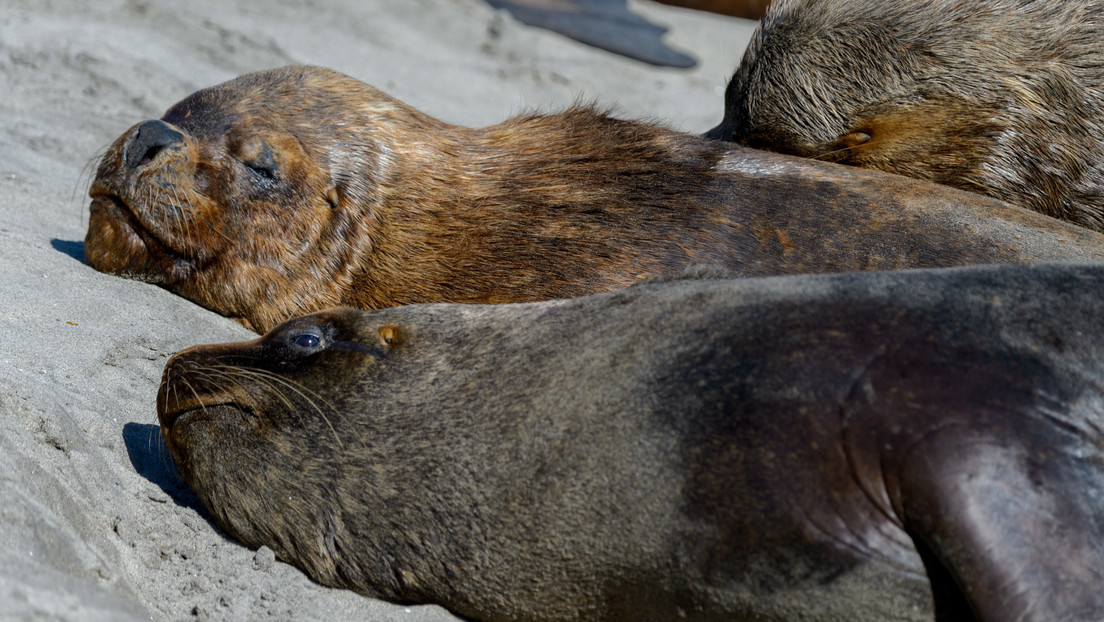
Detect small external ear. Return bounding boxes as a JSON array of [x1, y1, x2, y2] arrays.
[[839, 130, 872, 149], [326, 187, 339, 208], [379, 325, 404, 347]]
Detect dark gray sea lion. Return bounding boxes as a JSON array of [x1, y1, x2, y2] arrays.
[[709, 0, 1104, 231], [86, 66, 1104, 333], [158, 262, 1104, 621]]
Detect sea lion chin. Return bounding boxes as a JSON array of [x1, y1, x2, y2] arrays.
[[88, 65, 1104, 333], [159, 263, 1104, 622]]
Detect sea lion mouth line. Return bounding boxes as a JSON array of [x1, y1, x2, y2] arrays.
[[165, 401, 250, 431], [89, 188, 187, 259]]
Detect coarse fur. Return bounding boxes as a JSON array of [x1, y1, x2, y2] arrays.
[[87, 66, 1104, 332], [709, 0, 1104, 230], [159, 262, 1104, 622]]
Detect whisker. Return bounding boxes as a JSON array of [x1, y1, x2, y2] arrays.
[[200, 367, 313, 434], [177, 373, 208, 416], [190, 366, 297, 415], [187, 363, 330, 443], [809, 142, 866, 161], [208, 352, 265, 364], [164, 358, 359, 450], [159, 363, 173, 414], [184, 186, 235, 244], [73, 146, 110, 222], [168, 185, 190, 251], [213, 364, 351, 449]]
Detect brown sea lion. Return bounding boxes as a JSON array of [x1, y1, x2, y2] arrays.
[[708, 0, 1104, 231], [87, 66, 1104, 333], [158, 262, 1104, 622]]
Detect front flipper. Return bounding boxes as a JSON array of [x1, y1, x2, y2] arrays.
[[895, 423, 1104, 622]]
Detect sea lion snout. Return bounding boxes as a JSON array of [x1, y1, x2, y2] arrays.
[[158, 308, 384, 432], [124, 119, 185, 169], [158, 342, 260, 430]]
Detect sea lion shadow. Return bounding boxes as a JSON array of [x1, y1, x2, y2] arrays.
[[50, 239, 87, 264], [122, 421, 206, 513]]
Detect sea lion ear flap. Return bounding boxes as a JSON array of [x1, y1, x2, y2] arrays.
[[325, 187, 339, 208], [378, 325, 404, 348]]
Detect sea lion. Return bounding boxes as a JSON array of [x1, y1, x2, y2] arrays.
[[87, 65, 1104, 333], [708, 0, 1104, 231], [159, 262, 1104, 622]]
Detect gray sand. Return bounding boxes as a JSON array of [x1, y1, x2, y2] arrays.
[[0, 1, 753, 619]]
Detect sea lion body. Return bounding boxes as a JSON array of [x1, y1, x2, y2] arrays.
[[709, 0, 1104, 230], [85, 66, 1104, 332], [159, 263, 1104, 622]]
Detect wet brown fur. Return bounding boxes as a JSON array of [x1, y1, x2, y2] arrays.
[[710, 0, 1104, 230], [87, 65, 1104, 332], [158, 263, 1104, 622]]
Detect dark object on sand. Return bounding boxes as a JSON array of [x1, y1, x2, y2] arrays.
[[485, 0, 697, 67]]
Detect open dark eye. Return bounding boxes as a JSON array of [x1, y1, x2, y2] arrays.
[[284, 329, 325, 357], [293, 332, 321, 349], [267, 326, 328, 368]]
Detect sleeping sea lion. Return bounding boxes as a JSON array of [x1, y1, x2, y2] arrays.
[[709, 0, 1104, 230], [87, 66, 1104, 332]]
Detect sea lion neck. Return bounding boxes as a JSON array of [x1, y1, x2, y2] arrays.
[[347, 107, 734, 310]]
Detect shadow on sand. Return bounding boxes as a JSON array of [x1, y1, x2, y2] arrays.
[[122, 421, 206, 514], [50, 239, 86, 264]]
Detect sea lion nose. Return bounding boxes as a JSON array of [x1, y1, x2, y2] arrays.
[[125, 119, 184, 169]]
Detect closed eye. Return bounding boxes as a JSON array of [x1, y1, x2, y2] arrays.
[[238, 137, 278, 180], [244, 152, 277, 179]]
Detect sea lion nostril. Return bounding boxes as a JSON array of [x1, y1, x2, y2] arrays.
[[125, 119, 184, 169]]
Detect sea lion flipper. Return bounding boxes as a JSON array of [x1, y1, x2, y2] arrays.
[[896, 424, 1104, 621]]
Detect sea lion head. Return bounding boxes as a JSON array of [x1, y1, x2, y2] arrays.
[[707, 0, 1104, 226], [708, 0, 1005, 177], [86, 66, 422, 331], [158, 306, 405, 586]]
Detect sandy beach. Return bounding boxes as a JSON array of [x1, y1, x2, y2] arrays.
[[0, 1, 754, 619]]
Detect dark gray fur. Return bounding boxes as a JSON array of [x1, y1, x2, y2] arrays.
[[161, 263, 1104, 621]]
